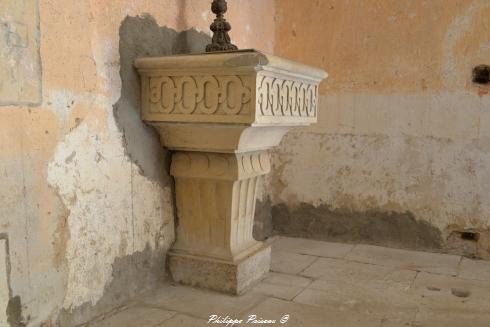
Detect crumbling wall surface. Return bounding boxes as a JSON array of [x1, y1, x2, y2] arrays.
[[270, 0, 490, 257], [0, 0, 275, 326]]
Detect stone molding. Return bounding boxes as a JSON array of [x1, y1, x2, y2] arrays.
[[171, 151, 271, 181], [136, 50, 326, 126], [146, 75, 253, 117], [143, 73, 319, 120], [257, 73, 318, 118]]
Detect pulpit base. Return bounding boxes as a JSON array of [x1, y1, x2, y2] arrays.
[[168, 244, 271, 294]]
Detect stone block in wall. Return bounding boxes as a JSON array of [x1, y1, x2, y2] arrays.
[[0, 0, 41, 105]]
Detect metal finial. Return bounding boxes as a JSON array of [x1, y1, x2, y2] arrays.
[[206, 0, 238, 52]]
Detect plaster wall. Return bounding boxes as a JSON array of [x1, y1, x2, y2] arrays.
[[4, 0, 488, 324], [269, 0, 490, 257], [0, 0, 275, 325]]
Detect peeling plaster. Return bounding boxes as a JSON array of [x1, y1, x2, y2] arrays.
[[47, 118, 174, 309], [48, 121, 129, 308]]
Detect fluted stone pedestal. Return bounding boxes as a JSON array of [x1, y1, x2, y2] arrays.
[[136, 50, 327, 294]]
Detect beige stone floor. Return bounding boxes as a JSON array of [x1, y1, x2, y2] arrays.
[[88, 237, 490, 327]]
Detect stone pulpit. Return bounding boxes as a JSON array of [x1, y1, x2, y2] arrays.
[[135, 50, 326, 294]]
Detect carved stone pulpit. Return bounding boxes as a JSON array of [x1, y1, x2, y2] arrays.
[[136, 50, 327, 294]]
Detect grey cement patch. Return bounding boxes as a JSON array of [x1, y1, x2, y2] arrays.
[[272, 203, 444, 251], [253, 198, 273, 241], [113, 15, 210, 187], [6, 296, 25, 327], [57, 245, 166, 327]]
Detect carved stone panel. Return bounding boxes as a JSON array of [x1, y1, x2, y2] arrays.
[[142, 74, 255, 124], [256, 73, 318, 120]]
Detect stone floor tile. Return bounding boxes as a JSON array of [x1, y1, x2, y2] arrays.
[[272, 237, 354, 258], [90, 305, 175, 327], [410, 272, 490, 312], [295, 284, 418, 323], [380, 320, 413, 327], [93, 239, 490, 327], [137, 284, 265, 319], [458, 257, 490, 281], [410, 273, 490, 326], [301, 257, 417, 290], [250, 281, 304, 301], [263, 272, 312, 287], [346, 245, 461, 276], [270, 250, 317, 274], [156, 314, 209, 327], [243, 297, 380, 327], [414, 308, 490, 327]]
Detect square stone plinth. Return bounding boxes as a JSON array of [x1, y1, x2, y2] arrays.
[[168, 245, 271, 295]]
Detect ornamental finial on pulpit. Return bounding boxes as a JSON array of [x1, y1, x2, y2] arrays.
[[206, 0, 238, 52]]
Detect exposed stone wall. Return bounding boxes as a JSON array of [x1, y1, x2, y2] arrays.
[[267, 0, 490, 258], [0, 0, 275, 325]]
